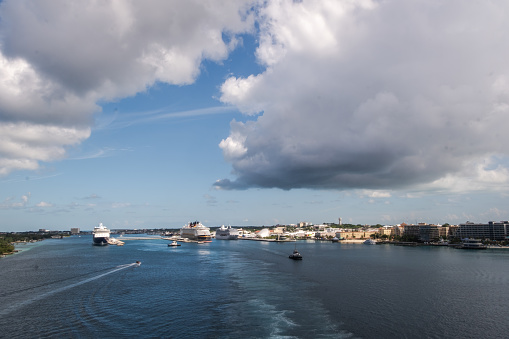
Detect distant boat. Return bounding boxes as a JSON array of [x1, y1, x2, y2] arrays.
[[459, 239, 487, 250], [135, 261, 141, 266], [168, 240, 181, 247], [331, 237, 339, 242], [289, 246, 303, 260], [364, 239, 376, 245]]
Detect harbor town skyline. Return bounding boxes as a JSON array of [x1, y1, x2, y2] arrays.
[[2, 1, 509, 231]]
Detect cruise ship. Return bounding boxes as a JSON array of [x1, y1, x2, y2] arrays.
[[180, 221, 212, 241], [215, 225, 239, 240], [92, 223, 110, 246]]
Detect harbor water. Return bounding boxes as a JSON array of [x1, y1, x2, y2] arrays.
[[1, 236, 509, 338]]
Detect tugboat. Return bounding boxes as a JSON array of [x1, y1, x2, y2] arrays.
[[289, 246, 303, 260]]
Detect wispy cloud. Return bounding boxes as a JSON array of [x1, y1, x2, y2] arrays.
[[0, 173, 62, 184], [204, 194, 218, 206], [69, 147, 133, 160], [81, 194, 101, 200], [96, 106, 238, 130]]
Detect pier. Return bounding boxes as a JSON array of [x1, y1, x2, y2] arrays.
[[238, 237, 295, 242]]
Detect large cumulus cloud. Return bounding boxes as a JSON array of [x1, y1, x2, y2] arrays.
[[0, 0, 256, 175], [216, 0, 509, 191]]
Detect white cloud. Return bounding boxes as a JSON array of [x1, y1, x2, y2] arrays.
[[217, 0, 509, 192], [0, 0, 258, 176], [0, 192, 30, 209], [36, 201, 53, 207], [360, 190, 392, 199]]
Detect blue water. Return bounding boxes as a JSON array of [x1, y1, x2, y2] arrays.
[[1, 237, 509, 338]]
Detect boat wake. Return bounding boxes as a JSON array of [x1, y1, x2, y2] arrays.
[[0, 262, 139, 317]]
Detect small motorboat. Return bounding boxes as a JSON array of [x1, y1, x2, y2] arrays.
[[289, 248, 302, 260], [168, 241, 181, 247], [135, 261, 141, 266]]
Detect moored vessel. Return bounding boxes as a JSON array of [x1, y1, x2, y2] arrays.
[[92, 223, 110, 246], [215, 225, 239, 240], [364, 239, 376, 245], [180, 221, 212, 241], [459, 238, 487, 250]]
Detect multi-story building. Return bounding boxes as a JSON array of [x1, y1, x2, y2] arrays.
[[336, 230, 376, 239], [402, 223, 448, 242], [419, 224, 443, 242], [378, 226, 393, 237], [457, 221, 509, 241], [403, 224, 420, 239]]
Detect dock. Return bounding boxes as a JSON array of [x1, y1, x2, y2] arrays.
[[117, 237, 173, 241], [238, 238, 295, 242]]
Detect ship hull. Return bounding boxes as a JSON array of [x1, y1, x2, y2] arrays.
[[215, 226, 239, 240], [92, 237, 109, 246], [215, 233, 239, 240], [180, 221, 211, 241], [180, 229, 211, 241]]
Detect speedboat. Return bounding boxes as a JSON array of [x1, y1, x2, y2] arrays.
[[364, 239, 376, 245], [289, 248, 303, 260], [135, 261, 141, 266], [168, 240, 181, 247]]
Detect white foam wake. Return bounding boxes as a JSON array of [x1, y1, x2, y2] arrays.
[[0, 263, 138, 317]]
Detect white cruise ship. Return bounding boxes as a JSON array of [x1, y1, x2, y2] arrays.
[[180, 221, 212, 241], [92, 223, 110, 246], [215, 225, 239, 240]]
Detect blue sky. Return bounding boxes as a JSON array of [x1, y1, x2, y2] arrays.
[[2, 0, 509, 231]]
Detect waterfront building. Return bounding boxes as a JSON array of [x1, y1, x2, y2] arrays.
[[393, 225, 404, 237], [272, 227, 285, 234], [402, 223, 449, 242], [403, 224, 420, 238], [315, 228, 338, 239], [313, 224, 328, 231], [257, 228, 270, 238], [458, 221, 509, 241], [336, 230, 376, 239], [378, 226, 393, 237], [449, 225, 460, 238], [419, 224, 442, 242], [70, 228, 80, 235]]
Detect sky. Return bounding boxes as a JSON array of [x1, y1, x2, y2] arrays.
[[1, 0, 509, 231]]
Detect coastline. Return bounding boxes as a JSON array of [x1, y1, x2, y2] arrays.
[[1, 240, 45, 258]]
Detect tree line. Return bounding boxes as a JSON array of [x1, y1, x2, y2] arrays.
[[0, 233, 56, 255]]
